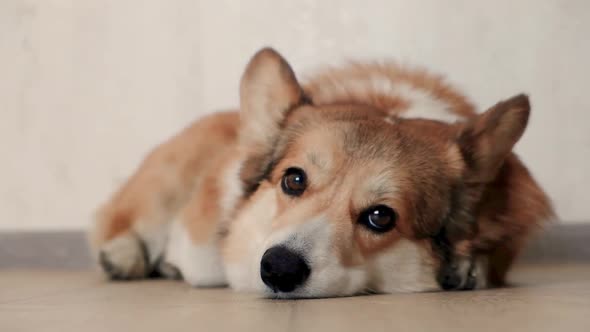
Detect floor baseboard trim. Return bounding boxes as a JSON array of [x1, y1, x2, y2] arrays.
[[1, 223, 588, 269], [0, 231, 92, 269]]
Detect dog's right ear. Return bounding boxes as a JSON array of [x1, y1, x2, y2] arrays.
[[457, 94, 530, 184], [239, 47, 305, 152], [238, 48, 305, 196]]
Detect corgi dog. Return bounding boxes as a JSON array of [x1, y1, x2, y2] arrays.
[[90, 48, 554, 298]]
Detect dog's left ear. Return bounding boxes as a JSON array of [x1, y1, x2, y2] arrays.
[[457, 94, 530, 183], [238, 48, 305, 195], [239, 47, 305, 152]]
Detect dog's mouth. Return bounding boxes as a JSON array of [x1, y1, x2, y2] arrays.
[[257, 245, 368, 299]]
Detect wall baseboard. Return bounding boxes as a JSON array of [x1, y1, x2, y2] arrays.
[[1, 223, 588, 269], [0, 231, 91, 269], [518, 223, 590, 263]]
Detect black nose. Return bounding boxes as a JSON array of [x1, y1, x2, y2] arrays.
[[437, 266, 462, 290], [260, 246, 310, 293]]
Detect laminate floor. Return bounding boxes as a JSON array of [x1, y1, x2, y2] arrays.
[[1, 264, 589, 332]]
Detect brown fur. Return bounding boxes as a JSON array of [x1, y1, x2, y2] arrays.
[[90, 112, 239, 251]]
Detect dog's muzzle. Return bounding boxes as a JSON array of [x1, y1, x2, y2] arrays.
[[260, 246, 310, 293], [437, 257, 478, 291]]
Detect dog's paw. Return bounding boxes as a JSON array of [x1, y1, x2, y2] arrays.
[[98, 234, 149, 280]]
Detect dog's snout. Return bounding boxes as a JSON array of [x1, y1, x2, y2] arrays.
[[260, 246, 310, 293], [437, 260, 478, 291], [437, 268, 462, 290]]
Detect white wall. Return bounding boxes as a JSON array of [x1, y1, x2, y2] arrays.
[[1, 0, 589, 230]]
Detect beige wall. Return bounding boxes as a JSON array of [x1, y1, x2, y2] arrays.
[[1, 0, 589, 230]]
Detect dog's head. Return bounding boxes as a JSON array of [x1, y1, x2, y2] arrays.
[[222, 48, 530, 298]]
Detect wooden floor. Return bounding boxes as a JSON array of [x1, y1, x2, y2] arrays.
[[1, 264, 589, 332]]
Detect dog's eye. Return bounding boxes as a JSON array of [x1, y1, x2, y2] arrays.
[[359, 205, 397, 232], [281, 167, 307, 196]]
